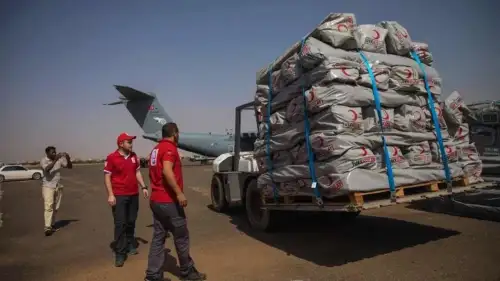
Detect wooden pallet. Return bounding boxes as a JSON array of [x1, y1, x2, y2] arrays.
[[348, 176, 469, 206], [262, 176, 470, 207]]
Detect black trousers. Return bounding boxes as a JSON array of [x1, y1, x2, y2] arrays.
[[145, 202, 195, 279], [112, 194, 139, 256]]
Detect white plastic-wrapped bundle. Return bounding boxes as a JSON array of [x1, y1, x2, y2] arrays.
[[254, 12, 468, 199], [442, 91, 484, 183]]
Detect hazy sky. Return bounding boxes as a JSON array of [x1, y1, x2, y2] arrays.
[[1, 0, 498, 163]]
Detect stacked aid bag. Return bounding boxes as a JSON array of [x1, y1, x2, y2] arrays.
[[253, 13, 472, 200], [442, 91, 483, 184]]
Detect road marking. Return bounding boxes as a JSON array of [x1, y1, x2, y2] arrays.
[[188, 186, 210, 197]]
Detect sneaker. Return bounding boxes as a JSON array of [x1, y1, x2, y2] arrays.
[[114, 254, 126, 267], [180, 267, 207, 281], [44, 228, 53, 236]]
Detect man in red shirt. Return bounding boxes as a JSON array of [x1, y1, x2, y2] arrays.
[[104, 133, 148, 267], [145, 123, 206, 281]]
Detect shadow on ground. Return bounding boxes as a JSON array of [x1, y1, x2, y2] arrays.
[[209, 205, 460, 267], [108, 237, 149, 252], [53, 219, 79, 229], [407, 187, 500, 223]]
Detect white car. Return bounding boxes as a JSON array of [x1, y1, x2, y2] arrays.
[[0, 165, 43, 183]]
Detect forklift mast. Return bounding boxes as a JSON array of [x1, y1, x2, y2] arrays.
[[233, 101, 257, 172]]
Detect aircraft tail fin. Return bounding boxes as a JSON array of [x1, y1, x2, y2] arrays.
[[105, 85, 173, 136]]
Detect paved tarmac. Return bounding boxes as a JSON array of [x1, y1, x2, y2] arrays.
[[1, 164, 500, 281]]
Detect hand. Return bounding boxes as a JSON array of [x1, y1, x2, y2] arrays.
[[56, 153, 65, 159], [176, 193, 187, 207], [107, 195, 116, 206], [142, 188, 149, 199]]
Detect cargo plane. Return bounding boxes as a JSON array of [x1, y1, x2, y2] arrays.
[[104, 85, 257, 158]]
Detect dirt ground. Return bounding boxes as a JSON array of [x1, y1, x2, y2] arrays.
[[1, 164, 499, 281]]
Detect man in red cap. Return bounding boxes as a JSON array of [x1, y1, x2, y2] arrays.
[[104, 132, 149, 267]]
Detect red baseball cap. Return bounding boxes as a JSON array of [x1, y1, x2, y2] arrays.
[[117, 133, 136, 145]]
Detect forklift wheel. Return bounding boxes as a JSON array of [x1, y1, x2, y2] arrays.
[[210, 174, 228, 212], [338, 211, 361, 221], [245, 178, 276, 232]]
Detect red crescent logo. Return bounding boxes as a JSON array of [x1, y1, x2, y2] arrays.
[[392, 147, 398, 156], [401, 30, 408, 38], [337, 23, 348, 32], [445, 146, 452, 154], [348, 109, 358, 121], [361, 147, 368, 156], [383, 109, 389, 120], [405, 69, 412, 79], [341, 67, 351, 77], [457, 127, 463, 138], [373, 29, 380, 40], [419, 145, 425, 154]]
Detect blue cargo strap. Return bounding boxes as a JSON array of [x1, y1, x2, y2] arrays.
[[299, 38, 323, 207], [410, 51, 452, 192], [265, 65, 280, 203], [358, 51, 397, 202]]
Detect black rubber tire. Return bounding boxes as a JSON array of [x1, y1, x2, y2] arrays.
[[0, 175, 4, 183], [210, 174, 228, 212], [245, 178, 276, 232], [32, 173, 41, 180], [338, 211, 361, 221]]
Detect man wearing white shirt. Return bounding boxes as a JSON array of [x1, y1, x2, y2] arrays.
[[40, 146, 72, 236]]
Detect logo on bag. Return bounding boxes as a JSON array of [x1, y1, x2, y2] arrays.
[[343, 109, 362, 130], [337, 23, 349, 32], [340, 67, 352, 77], [322, 175, 343, 191]]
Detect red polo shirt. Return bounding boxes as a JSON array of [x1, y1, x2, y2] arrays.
[[149, 139, 183, 203], [104, 150, 140, 196]]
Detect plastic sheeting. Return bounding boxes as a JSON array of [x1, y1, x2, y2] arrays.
[[253, 12, 483, 199]]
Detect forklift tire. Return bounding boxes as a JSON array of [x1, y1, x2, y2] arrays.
[[340, 211, 360, 219], [245, 178, 276, 232], [210, 174, 228, 212]]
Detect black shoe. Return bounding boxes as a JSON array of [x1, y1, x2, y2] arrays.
[[114, 254, 126, 267], [180, 267, 207, 281], [44, 228, 53, 236]]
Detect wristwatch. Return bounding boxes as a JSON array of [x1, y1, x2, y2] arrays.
[[141, 186, 148, 190]]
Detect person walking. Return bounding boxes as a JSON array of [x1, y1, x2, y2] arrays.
[[145, 122, 206, 281], [103, 132, 149, 267], [40, 146, 73, 236]]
